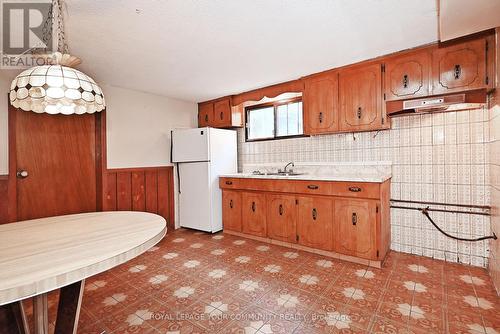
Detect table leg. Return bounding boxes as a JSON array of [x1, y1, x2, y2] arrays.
[[0, 301, 30, 334], [33, 294, 48, 334], [54, 280, 84, 334]]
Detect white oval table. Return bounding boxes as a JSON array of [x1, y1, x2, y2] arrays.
[[0, 211, 167, 334]]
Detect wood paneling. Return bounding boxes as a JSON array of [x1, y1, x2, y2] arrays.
[[222, 190, 242, 232], [297, 196, 333, 251], [266, 194, 297, 243], [103, 167, 175, 230], [241, 191, 267, 237], [385, 50, 431, 100], [198, 102, 213, 127], [303, 73, 339, 134], [0, 176, 8, 224]]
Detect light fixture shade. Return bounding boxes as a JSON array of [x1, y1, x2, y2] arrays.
[[9, 65, 105, 115]]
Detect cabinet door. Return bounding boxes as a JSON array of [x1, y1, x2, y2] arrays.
[[297, 196, 333, 251], [432, 38, 487, 94], [334, 199, 378, 260], [241, 192, 267, 237], [385, 51, 431, 100], [339, 63, 383, 132], [266, 194, 297, 243], [222, 190, 241, 232], [213, 98, 232, 127], [198, 103, 213, 127], [303, 73, 339, 134]]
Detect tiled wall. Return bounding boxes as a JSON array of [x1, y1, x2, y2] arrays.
[[237, 107, 492, 267]]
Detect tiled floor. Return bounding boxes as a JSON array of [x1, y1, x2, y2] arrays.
[[25, 229, 499, 333]]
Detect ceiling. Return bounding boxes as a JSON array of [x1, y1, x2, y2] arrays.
[[66, 0, 438, 103]]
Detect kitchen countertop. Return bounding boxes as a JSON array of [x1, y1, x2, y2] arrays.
[[219, 173, 391, 183]]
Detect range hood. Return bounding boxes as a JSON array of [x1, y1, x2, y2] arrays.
[[386, 89, 487, 117]]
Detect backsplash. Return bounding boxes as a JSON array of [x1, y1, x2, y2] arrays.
[[237, 107, 491, 267]]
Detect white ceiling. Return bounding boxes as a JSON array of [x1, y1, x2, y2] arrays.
[[65, 0, 438, 102]]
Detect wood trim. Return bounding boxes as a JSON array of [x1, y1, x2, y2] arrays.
[[231, 79, 304, 106], [7, 103, 17, 223], [0, 176, 8, 224]]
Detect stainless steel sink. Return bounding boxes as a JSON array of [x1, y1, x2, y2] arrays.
[[266, 172, 304, 177]]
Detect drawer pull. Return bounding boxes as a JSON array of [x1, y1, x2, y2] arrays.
[[251, 201, 256, 212], [229, 199, 233, 209], [357, 107, 362, 119], [454, 64, 461, 80], [312, 208, 317, 220], [352, 212, 357, 225], [204, 114, 208, 122], [307, 185, 319, 190], [220, 112, 224, 120], [279, 204, 283, 216], [348, 186, 361, 192], [225, 181, 233, 185], [319, 112, 323, 123], [403, 74, 409, 88]]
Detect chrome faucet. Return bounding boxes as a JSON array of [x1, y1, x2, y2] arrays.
[[279, 162, 294, 174]]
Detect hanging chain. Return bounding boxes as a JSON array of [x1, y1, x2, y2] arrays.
[[40, 4, 53, 53], [55, 0, 69, 54]]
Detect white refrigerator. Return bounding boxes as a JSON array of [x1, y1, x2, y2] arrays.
[[171, 127, 237, 232]]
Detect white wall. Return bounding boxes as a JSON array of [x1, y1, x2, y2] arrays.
[[0, 71, 16, 175], [104, 85, 197, 168]]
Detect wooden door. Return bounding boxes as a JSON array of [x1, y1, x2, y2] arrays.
[[334, 198, 378, 260], [297, 196, 333, 251], [432, 38, 487, 94], [339, 63, 383, 132], [266, 194, 297, 243], [198, 103, 214, 127], [241, 192, 266, 237], [213, 99, 232, 127], [385, 51, 431, 100], [222, 190, 242, 232], [14, 110, 98, 221], [303, 73, 339, 134]]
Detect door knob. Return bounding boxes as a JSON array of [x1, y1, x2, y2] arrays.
[[17, 170, 29, 179]]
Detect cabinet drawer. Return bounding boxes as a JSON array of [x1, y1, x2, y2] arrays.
[[219, 178, 240, 189], [293, 180, 332, 195], [330, 182, 380, 199], [238, 179, 295, 192]]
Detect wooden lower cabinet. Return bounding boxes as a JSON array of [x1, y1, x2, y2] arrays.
[[222, 190, 242, 232], [241, 192, 267, 237], [266, 194, 297, 243], [297, 196, 333, 251], [334, 198, 378, 260]]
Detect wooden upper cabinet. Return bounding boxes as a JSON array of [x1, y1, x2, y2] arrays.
[[213, 98, 232, 127], [266, 194, 297, 243], [432, 38, 488, 95], [198, 97, 242, 128], [384, 51, 431, 101], [303, 73, 339, 134], [222, 190, 242, 232], [198, 102, 213, 127], [241, 192, 267, 237], [334, 199, 378, 260], [339, 63, 384, 132], [297, 196, 333, 251]]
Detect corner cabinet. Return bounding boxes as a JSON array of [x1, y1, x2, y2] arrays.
[[303, 72, 339, 135], [219, 177, 391, 267], [197, 97, 243, 128], [339, 63, 386, 132]]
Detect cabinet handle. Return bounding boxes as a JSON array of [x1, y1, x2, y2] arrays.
[[307, 185, 319, 190], [204, 114, 208, 122], [251, 201, 256, 212], [230, 199, 233, 209], [279, 204, 283, 216], [454, 64, 461, 79], [348, 186, 362, 192], [312, 208, 317, 220], [319, 112, 323, 123], [357, 107, 362, 119], [225, 181, 233, 185], [403, 74, 408, 88], [352, 212, 357, 225], [220, 112, 224, 120]]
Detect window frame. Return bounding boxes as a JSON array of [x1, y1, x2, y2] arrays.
[[245, 97, 307, 142]]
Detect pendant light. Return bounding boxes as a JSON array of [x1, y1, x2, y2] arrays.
[[9, 0, 105, 115]]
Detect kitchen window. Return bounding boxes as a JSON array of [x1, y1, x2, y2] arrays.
[[245, 98, 304, 141]]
